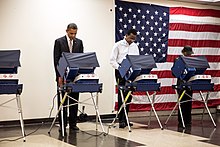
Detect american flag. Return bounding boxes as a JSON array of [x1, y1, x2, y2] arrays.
[[115, 0, 220, 111]]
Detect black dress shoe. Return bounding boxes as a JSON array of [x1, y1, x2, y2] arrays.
[[70, 126, 79, 131], [185, 123, 191, 128], [119, 122, 126, 128]]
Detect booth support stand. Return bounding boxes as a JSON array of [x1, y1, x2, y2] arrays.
[[48, 52, 106, 137], [0, 50, 25, 142]]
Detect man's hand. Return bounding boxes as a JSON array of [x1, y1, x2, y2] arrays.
[[58, 77, 63, 87]]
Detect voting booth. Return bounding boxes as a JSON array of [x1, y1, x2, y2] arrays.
[[57, 52, 102, 92], [171, 55, 213, 91], [48, 52, 105, 136], [108, 55, 163, 133], [0, 50, 25, 141], [165, 55, 216, 128]]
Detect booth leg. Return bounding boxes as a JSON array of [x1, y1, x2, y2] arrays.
[[148, 107, 152, 127], [146, 92, 163, 129], [201, 92, 211, 122], [120, 90, 132, 132], [201, 92, 209, 121], [178, 103, 185, 128], [147, 92, 155, 127], [199, 91, 216, 127], [91, 93, 106, 133], [0, 97, 16, 107], [48, 92, 68, 137], [165, 90, 186, 128], [107, 111, 119, 131], [178, 90, 186, 128], [164, 102, 178, 125], [60, 94, 65, 137], [147, 92, 154, 127], [107, 90, 132, 133], [16, 94, 26, 142], [107, 99, 127, 133]]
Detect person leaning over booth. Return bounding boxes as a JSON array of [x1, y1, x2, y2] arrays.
[[53, 23, 84, 133], [110, 29, 140, 128], [176, 45, 194, 127]]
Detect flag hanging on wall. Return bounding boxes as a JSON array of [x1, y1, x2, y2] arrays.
[[114, 0, 220, 111]]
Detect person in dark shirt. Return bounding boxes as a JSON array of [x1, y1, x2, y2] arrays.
[[176, 45, 194, 127]]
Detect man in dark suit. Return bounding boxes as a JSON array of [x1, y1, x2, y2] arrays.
[[53, 23, 84, 132]]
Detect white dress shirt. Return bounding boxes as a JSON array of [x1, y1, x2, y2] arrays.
[[110, 39, 139, 69], [66, 35, 73, 52]]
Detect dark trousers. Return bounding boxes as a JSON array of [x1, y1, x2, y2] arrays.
[[115, 70, 132, 123], [177, 89, 192, 125], [57, 88, 79, 128]]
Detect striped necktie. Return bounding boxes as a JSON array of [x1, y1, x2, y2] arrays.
[[69, 40, 72, 53]]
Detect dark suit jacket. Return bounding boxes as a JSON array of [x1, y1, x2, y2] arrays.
[[53, 36, 84, 81]]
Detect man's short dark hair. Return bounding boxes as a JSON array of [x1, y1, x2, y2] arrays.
[[182, 45, 194, 55], [126, 29, 137, 35], [67, 23, 78, 30]]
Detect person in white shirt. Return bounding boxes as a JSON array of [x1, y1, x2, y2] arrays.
[[110, 29, 139, 128]]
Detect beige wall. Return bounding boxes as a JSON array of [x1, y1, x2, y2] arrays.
[[0, 0, 219, 121]]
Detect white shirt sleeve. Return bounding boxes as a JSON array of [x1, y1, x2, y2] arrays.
[[110, 43, 120, 69], [110, 39, 140, 70], [130, 43, 140, 55]]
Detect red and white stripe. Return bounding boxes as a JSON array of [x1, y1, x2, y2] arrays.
[[115, 7, 220, 111]]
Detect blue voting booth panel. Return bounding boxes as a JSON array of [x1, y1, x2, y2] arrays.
[[57, 52, 102, 93], [171, 55, 213, 91], [118, 55, 160, 91], [58, 52, 99, 81], [172, 56, 209, 81], [178, 83, 214, 91], [65, 83, 102, 93], [0, 50, 23, 94], [0, 50, 20, 74], [126, 82, 160, 92], [0, 84, 23, 94], [119, 55, 156, 81]]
